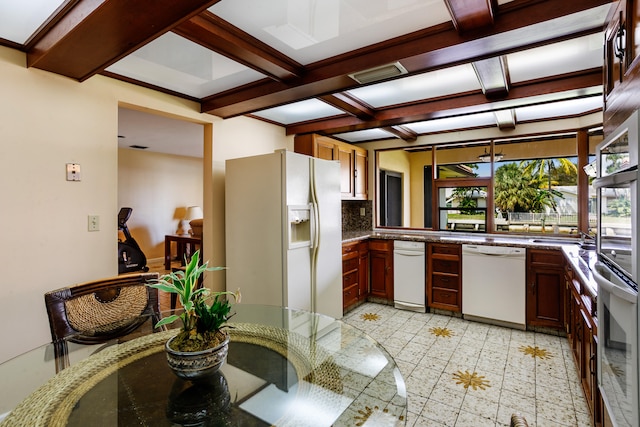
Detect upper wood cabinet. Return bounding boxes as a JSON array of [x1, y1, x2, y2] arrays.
[[604, 0, 640, 130], [294, 134, 368, 200]]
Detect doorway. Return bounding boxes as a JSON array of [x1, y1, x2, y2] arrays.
[[379, 170, 402, 226]]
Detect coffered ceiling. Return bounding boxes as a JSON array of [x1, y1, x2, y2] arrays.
[[0, 0, 611, 144]]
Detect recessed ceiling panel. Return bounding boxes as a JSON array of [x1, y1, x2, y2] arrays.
[[209, 0, 451, 65], [515, 97, 603, 122], [333, 128, 396, 143], [106, 33, 265, 98], [508, 33, 604, 83], [0, 0, 65, 44], [405, 112, 497, 134], [346, 64, 481, 108], [251, 99, 344, 124]]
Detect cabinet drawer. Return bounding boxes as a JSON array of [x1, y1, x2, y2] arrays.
[[430, 244, 460, 256], [432, 273, 459, 290], [343, 283, 359, 307], [432, 289, 458, 306], [431, 258, 459, 274], [342, 242, 359, 256], [369, 240, 392, 251], [343, 270, 358, 288], [342, 256, 359, 273]]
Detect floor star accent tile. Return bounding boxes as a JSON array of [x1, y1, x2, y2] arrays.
[[519, 345, 553, 359], [353, 405, 403, 426], [361, 312, 380, 321], [429, 326, 454, 337], [453, 370, 491, 390]]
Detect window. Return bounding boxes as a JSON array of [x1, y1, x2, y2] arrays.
[[375, 130, 601, 236]]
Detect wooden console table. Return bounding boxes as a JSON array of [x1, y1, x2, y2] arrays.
[[164, 234, 202, 270]]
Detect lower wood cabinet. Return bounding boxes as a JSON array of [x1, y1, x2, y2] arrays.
[[341, 240, 370, 311], [427, 243, 462, 312], [368, 239, 393, 302], [526, 249, 565, 329]]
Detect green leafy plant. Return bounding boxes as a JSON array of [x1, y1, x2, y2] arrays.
[[147, 250, 240, 352]]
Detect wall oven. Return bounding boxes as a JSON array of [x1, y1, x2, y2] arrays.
[[593, 110, 639, 427]]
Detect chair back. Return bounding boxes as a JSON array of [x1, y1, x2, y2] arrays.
[[44, 272, 161, 370]]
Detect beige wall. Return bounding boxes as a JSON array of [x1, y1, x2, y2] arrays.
[[0, 45, 288, 363], [118, 148, 204, 259]]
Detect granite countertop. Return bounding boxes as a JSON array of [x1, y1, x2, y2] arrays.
[[342, 228, 599, 302], [342, 229, 586, 250]]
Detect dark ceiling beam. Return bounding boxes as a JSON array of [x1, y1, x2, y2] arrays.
[[173, 12, 302, 82], [201, 0, 609, 117], [472, 56, 510, 98], [383, 126, 419, 142], [27, 0, 222, 82], [318, 94, 376, 119], [445, 0, 495, 33], [285, 69, 603, 135]]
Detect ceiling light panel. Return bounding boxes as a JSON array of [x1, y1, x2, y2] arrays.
[[106, 33, 265, 98], [514, 96, 603, 122], [404, 112, 496, 134], [332, 128, 397, 143], [209, 0, 451, 65], [251, 99, 344, 124], [508, 33, 604, 83], [346, 64, 480, 108], [0, 0, 65, 44]]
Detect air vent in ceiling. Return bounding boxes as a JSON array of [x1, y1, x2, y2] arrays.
[[349, 62, 408, 84]]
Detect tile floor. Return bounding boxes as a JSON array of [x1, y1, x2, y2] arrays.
[[341, 302, 593, 427]]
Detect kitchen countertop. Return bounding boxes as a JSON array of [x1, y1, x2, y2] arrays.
[[343, 229, 599, 301], [343, 229, 586, 250]]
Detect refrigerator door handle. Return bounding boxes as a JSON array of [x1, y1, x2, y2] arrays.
[[310, 202, 319, 249]]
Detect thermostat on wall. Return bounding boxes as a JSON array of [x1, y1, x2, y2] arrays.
[[66, 163, 81, 181]]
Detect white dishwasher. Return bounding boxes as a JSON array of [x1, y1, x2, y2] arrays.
[[462, 244, 526, 329], [393, 240, 426, 312]]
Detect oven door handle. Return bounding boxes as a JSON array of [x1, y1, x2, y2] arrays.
[[593, 262, 637, 303]]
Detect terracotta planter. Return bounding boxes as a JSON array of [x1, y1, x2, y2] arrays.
[[165, 333, 230, 381]]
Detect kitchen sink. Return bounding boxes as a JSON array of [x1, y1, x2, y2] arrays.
[[529, 239, 578, 245]]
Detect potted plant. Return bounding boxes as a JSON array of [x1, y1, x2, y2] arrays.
[[147, 250, 240, 381]]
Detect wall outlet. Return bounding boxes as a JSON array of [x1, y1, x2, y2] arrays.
[[66, 163, 81, 181], [88, 215, 99, 231], [360, 207, 366, 216]]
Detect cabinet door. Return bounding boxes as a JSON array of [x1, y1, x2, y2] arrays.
[[527, 267, 564, 328], [526, 249, 565, 329], [338, 146, 354, 198], [358, 241, 369, 300], [316, 138, 338, 161], [369, 240, 393, 301], [354, 148, 368, 200]]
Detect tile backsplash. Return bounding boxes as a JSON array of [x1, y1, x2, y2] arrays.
[[342, 200, 372, 231]]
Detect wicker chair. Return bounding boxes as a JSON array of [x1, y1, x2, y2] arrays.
[[510, 413, 529, 427], [44, 272, 162, 372]]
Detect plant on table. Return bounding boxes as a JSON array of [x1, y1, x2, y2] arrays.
[[147, 250, 240, 352]]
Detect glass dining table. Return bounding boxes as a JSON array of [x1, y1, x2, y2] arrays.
[[0, 305, 406, 426]]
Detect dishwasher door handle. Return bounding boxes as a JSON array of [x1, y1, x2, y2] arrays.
[[394, 250, 424, 256]]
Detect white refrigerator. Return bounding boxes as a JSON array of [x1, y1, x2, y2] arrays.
[[225, 150, 343, 319]]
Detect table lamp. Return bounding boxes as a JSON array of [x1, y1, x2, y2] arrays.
[[185, 206, 203, 237]]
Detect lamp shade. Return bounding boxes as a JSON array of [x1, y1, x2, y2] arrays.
[[184, 206, 203, 221]]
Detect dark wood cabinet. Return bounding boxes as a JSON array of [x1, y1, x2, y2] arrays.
[[369, 239, 393, 302], [342, 241, 369, 311], [604, 0, 640, 132], [427, 243, 462, 312], [526, 249, 565, 329], [564, 253, 603, 427], [294, 133, 368, 200]]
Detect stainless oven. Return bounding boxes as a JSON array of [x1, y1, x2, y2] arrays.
[[593, 262, 638, 427], [593, 110, 639, 427]]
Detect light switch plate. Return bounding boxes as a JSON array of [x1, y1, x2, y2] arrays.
[[88, 215, 99, 231], [66, 163, 81, 181]]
